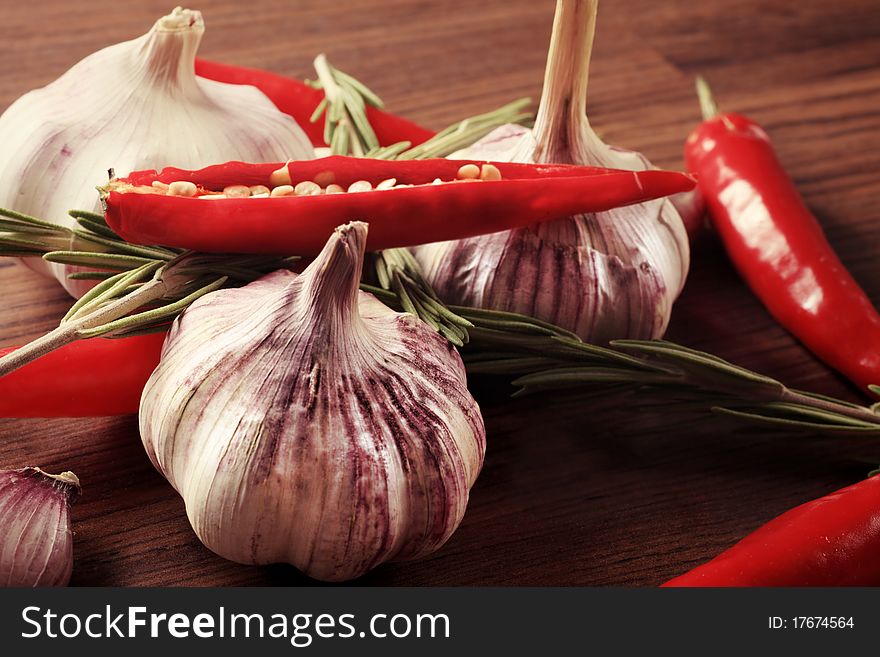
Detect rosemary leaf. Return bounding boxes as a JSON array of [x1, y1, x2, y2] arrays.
[[43, 251, 157, 270], [77, 276, 228, 339], [70, 217, 124, 241], [0, 207, 66, 231], [712, 407, 880, 434], [67, 209, 109, 225]]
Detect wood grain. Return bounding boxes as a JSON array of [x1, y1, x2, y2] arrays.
[[1, 0, 879, 586]]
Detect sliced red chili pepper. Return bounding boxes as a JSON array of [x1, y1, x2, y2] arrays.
[[104, 156, 696, 256], [685, 81, 880, 394], [0, 333, 165, 417], [194, 58, 435, 149], [663, 475, 880, 586]]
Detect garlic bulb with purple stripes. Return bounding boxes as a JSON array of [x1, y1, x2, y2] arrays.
[[0, 7, 313, 298], [413, 0, 689, 343], [140, 222, 485, 582], [0, 468, 80, 587]]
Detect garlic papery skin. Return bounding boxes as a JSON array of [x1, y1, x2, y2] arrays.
[[0, 468, 80, 587], [0, 7, 314, 298], [414, 0, 689, 344], [140, 221, 485, 582]]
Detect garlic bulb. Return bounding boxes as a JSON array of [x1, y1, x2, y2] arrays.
[[0, 467, 80, 587], [0, 7, 313, 297], [414, 0, 689, 343], [140, 222, 485, 581]]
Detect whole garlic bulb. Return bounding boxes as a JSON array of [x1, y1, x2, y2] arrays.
[[0, 467, 80, 587], [0, 7, 313, 297], [140, 222, 485, 582], [414, 0, 689, 343]]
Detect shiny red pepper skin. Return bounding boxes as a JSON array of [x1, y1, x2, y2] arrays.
[[105, 156, 696, 256], [194, 59, 435, 149], [0, 333, 165, 417], [663, 475, 880, 586], [685, 112, 880, 393]]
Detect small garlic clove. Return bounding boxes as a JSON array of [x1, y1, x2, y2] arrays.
[[140, 222, 485, 582], [0, 468, 80, 587]]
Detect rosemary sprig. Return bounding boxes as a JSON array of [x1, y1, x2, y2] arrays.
[[366, 98, 533, 160], [365, 287, 880, 434], [372, 250, 473, 347], [3, 212, 880, 436], [310, 54, 533, 161], [1, 63, 878, 437], [0, 249, 298, 377], [319, 64, 880, 435], [308, 53, 383, 156]]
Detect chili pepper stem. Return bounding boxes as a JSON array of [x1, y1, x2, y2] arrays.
[[695, 76, 719, 121]]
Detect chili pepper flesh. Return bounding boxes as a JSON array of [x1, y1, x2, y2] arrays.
[[104, 156, 696, 256], [0, 333, 165, 417], [685, 80, 880, 394], [194, 58, 435, 149], [663, 475, 880, 587]]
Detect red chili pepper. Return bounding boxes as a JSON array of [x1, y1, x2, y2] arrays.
[[103, 156, 696, 256], [194, 59, 435, 149], [684, 79, 880, 394], [663, 475, 880, 586], [0, 333, 164, 417]]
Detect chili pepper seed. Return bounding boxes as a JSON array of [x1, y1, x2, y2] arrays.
[[294, 181, 322, 196], [456, 164, 481, 180], [347, 180, 373, 193], [168, 181, 198, 197], [223, 185, 251, 198], [269, 163, 292, 187], [479, 164, 502, 181], [270, 185, 295, 197]]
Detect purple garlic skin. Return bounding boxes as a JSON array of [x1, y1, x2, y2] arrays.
[[414, 0, 689, 343], [0, 468, 80, 587], [140, 222, 485, 582]]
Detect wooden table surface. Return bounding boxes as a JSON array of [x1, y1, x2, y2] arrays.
[[1, 0, 879, 586]]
